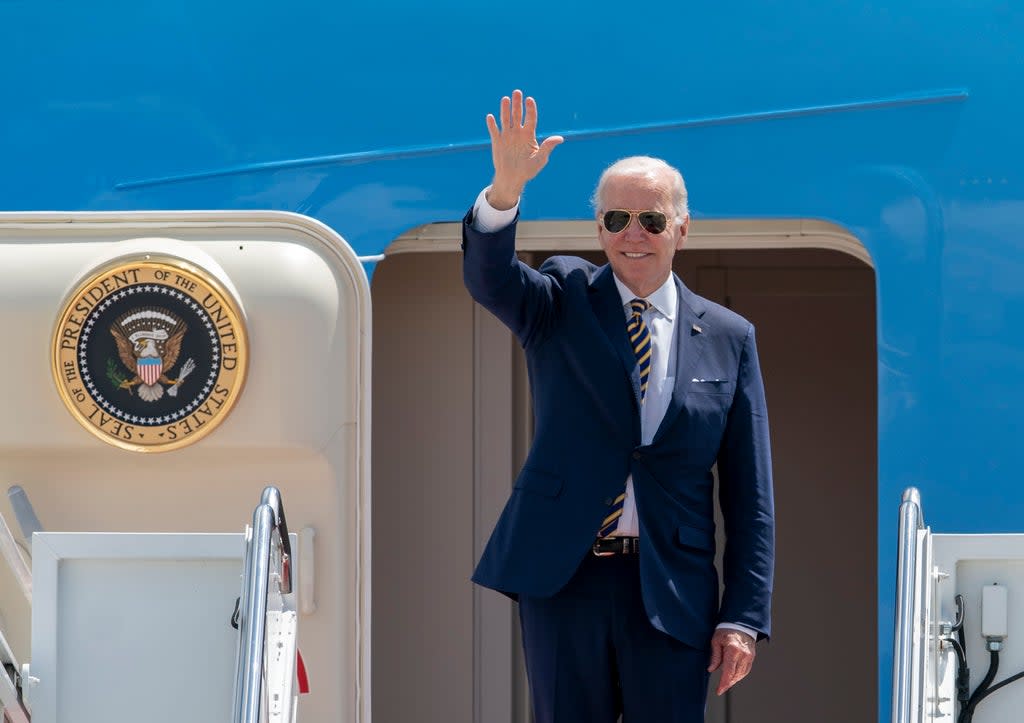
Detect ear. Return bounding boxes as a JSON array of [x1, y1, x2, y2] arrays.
[[675, 215, 690, 250]]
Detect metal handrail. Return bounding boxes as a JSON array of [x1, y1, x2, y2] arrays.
[[0, 484, 41, 606], [233, 486, 292, 723], [892, 487, 924, 723], [260, 486, 292, 595], [0, 487, 37, 723], [0, 510, 30, 604]]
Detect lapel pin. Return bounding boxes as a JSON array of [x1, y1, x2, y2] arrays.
[[692, 324, 702, 334]]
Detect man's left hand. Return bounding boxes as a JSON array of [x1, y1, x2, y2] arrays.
[[707, 628, 756, 695]]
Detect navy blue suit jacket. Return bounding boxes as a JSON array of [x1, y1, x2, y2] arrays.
[[463, 214, 774, 649]]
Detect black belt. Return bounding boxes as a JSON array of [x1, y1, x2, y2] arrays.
[[592, 536, 640, 555]]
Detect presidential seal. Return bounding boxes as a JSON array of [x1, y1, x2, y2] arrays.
[[52, 256, 248, 452]]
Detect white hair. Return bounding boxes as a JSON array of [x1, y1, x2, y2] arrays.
[[590, 156, 689, 222]]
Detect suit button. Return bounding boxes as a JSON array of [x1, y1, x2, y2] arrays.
[[604, 497, 613, 506], [632, 451, 642, 460]]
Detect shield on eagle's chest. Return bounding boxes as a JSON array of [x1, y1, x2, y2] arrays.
[[138, 358, 163, 386]]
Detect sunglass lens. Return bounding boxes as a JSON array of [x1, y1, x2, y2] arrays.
[[603, 210, 630, 233], [638, 212, 667, 234]]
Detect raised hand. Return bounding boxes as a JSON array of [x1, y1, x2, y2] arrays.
[[485, 89, 564, 210]]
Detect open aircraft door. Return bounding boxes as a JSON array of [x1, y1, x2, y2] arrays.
[[894, 489, 1024, 723], [0, 212, 371, 723]]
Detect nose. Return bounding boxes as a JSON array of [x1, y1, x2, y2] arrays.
[[623, 216, 647, 241]]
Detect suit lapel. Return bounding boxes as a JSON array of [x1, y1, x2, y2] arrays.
[[652, 276, 709, 444]]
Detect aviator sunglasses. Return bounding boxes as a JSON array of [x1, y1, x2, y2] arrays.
[[601, 209, 669, 235]]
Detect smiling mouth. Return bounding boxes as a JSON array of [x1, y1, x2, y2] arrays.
[[623, 252, 650, 258]]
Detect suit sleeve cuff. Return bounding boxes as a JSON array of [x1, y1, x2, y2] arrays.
[[471, 186, 519, 233], [716, 622, 758, 640]]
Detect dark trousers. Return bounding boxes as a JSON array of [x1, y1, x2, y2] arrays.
[[519, 552, 710, 723]]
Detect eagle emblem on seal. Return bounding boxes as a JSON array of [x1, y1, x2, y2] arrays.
[[109, 307, 197, 402]]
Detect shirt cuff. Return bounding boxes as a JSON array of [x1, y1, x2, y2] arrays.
[[716, 622, 758, 641], [471, 186, 519, 233]]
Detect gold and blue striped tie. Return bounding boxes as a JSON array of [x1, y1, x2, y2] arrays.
[[598, 298, 652, 538], [627, 298, 653, 403]]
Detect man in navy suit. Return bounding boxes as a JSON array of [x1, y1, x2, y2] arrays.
[[463, 90, 775, 722]]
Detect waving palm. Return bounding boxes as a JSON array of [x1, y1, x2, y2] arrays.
[[485, 89, 564, 210]]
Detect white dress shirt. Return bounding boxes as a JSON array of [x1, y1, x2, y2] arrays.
[[471, 187, 756, 641]]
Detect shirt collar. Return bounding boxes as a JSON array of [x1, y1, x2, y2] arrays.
[[612, 273, 677, 321]]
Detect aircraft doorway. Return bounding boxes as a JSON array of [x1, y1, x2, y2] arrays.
[[372, 234, 877, 723]]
